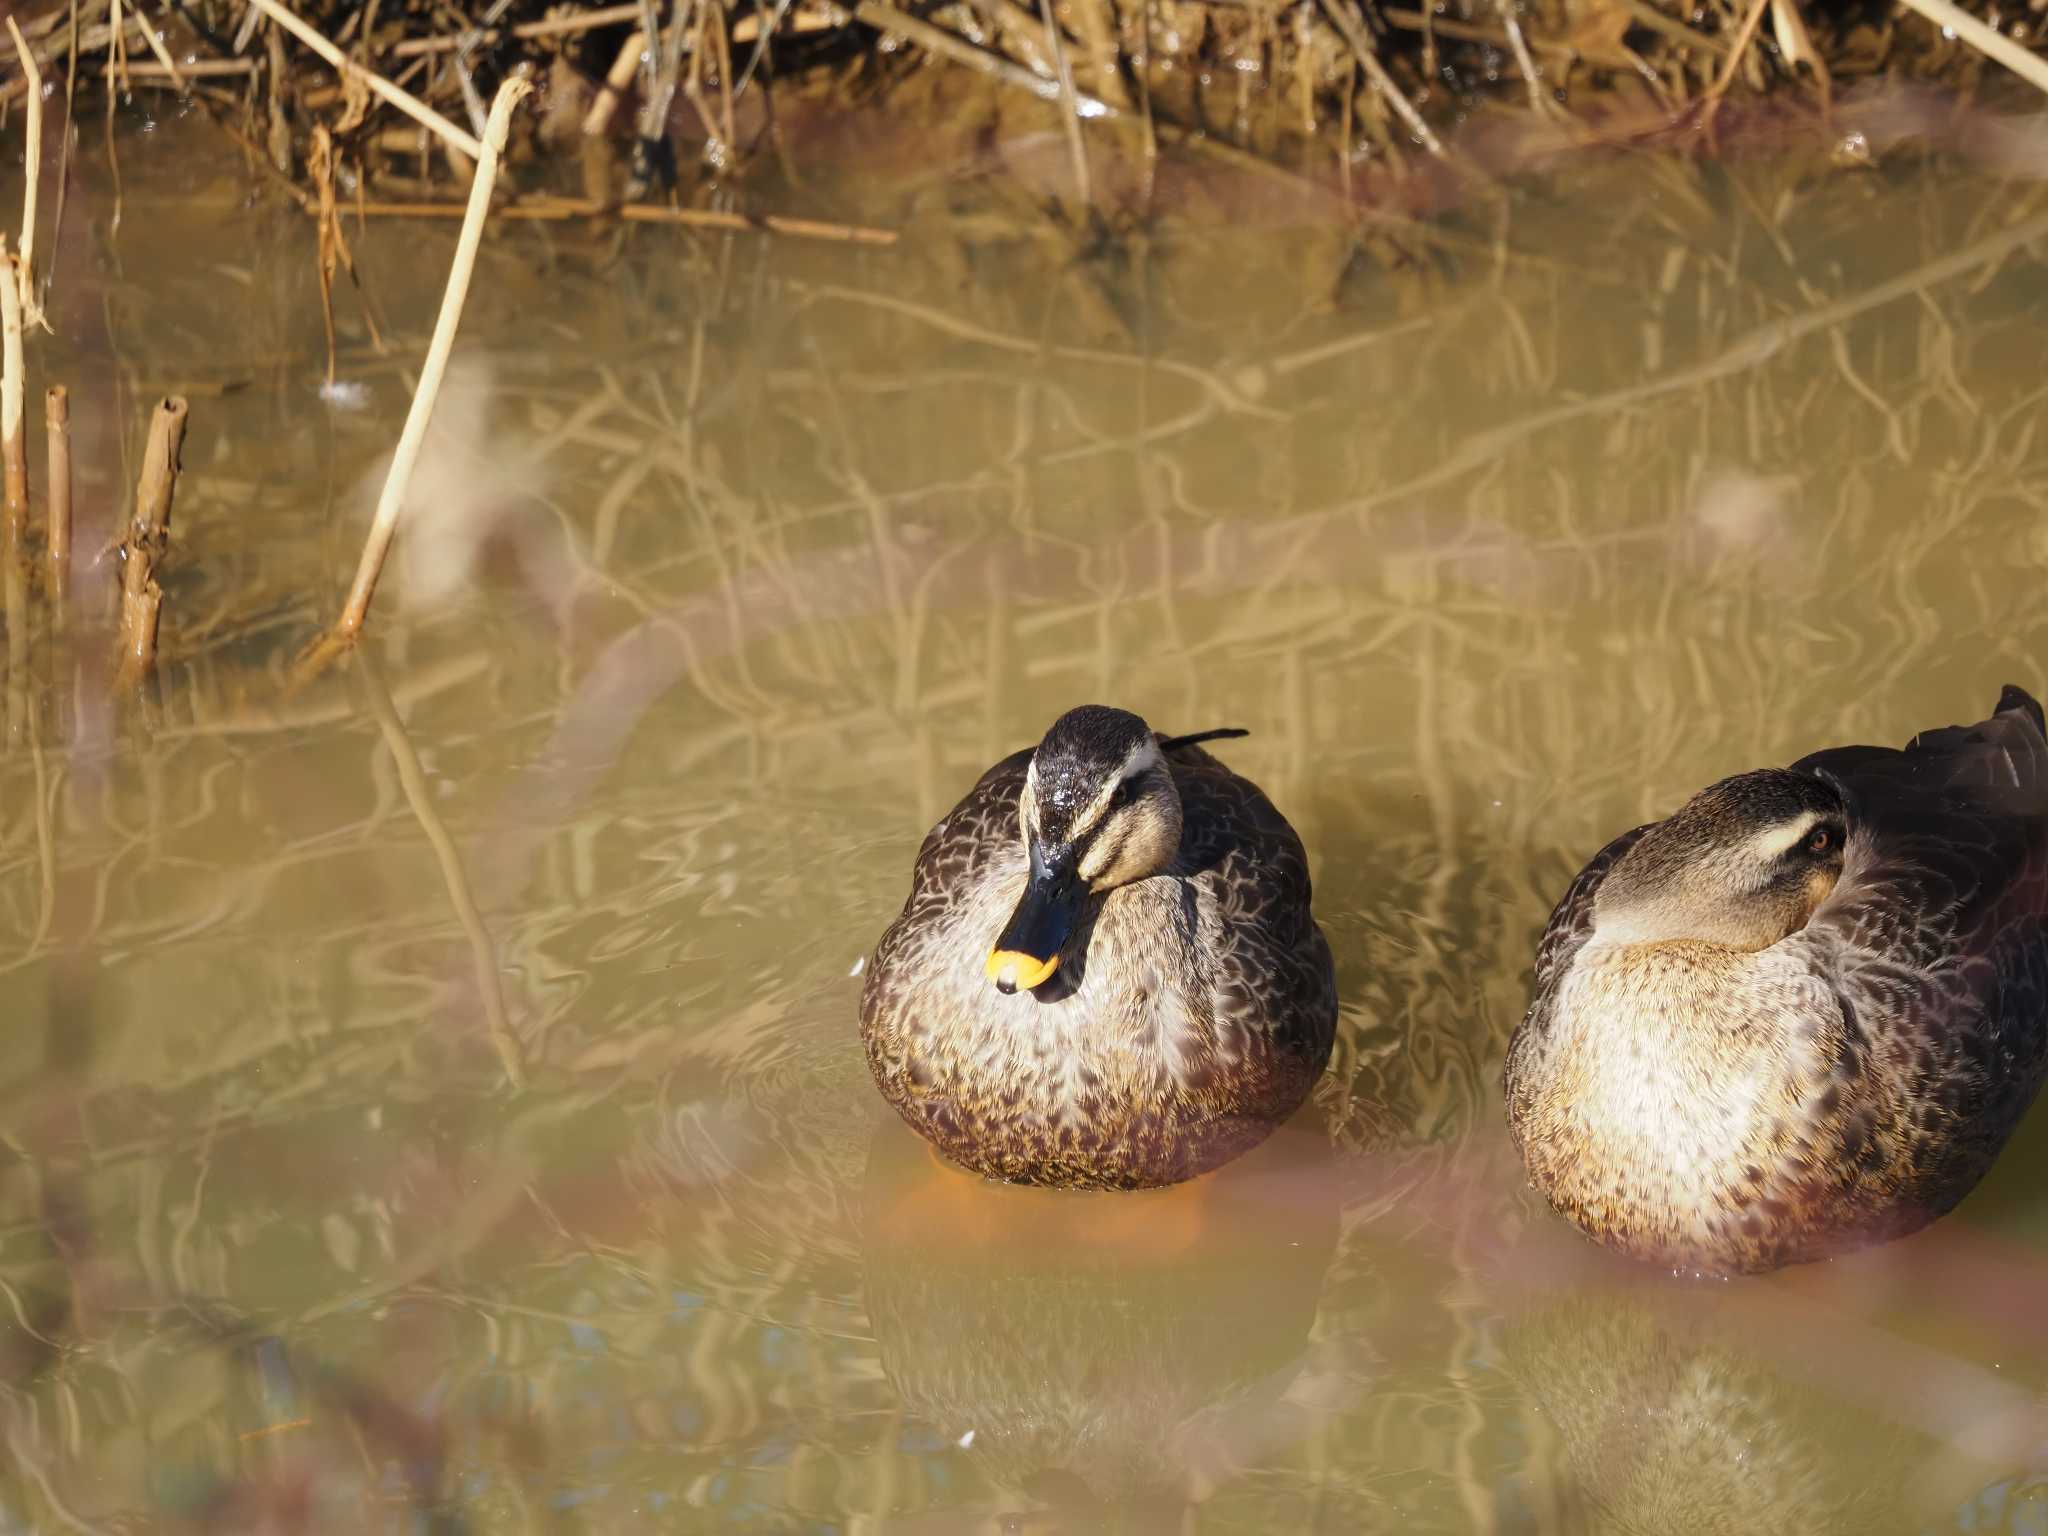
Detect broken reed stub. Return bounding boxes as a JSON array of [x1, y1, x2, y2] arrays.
[[115, 396, 190, 686]]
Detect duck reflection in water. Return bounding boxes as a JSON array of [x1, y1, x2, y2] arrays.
[[1491, 1158, 2048, 1536], [857, 1112, 1347, 1529]]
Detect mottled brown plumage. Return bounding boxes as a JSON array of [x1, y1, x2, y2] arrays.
[[861, 706, 1337, 1189], [1505, 686, 2048, 1274]]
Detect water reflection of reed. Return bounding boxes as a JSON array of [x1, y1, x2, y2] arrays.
[[4, 137, 2048, 1530]]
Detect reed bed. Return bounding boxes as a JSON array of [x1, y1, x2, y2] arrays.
[[0, 0, 2044, 249]]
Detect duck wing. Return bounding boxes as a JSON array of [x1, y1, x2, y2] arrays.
[[1165, 741, 1336, 1067], [1787, 688, 2048, 1212], [1796, 686, 2048, 970], [1531, 823, 1654, 997], [891, 748, 1031, 921]]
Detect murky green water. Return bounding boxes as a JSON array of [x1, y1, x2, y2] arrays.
[[4, 98, 2048, 1533]]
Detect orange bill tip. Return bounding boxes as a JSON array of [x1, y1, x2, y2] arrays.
[[985, 948, 1060, 991]]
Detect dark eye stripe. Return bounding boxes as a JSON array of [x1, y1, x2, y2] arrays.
[[1070, 772, 1147, 853]]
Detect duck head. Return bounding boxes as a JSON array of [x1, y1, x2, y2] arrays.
[[1591, 769, 1849, 951], [986, 706, 1185, 995]]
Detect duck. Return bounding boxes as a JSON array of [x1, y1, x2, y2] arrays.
[[1504, 685, 2048, 1275], [860, 705, 1337, 1190]]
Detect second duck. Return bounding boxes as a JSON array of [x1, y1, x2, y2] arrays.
[[1505, 686, 2048, 1274]]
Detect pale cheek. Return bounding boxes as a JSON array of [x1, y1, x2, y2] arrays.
[[1079, 837, 1120, 885]]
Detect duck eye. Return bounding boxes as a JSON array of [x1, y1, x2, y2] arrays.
[[1804, 826, 1834, 855], [1108, 772, 1146, 813]]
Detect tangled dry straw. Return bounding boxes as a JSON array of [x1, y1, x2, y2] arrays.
[[1, 0, 2045, 236], [0, 0, 2038, 681]]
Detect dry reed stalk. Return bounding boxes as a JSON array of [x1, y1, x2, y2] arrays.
[[310, 124, 343, 385], [1319, 0, 1448, 161], [1697, 0, 1773, 122], [264, 19, 291, 174], [1608, 0, 1728, 54], [114, 396, 186, 685], [581, 28, 646, 138], [5, 17, 45, 332], [703, 1, 737, 161], [391, 2, 643, 57], [127, 3, 182, 87], [1295, 3, 1316, 134], [351, 196, 901, 245], [958, 0, 1054, 75], [243, 0, 484, 162], [44, 385, 68, 603], [298, 77, 531, 679], [91, 58, 256, 79], [1497, 0, 1567, 122], [852, 0, 1115, 116], [1894, 0, 2048, 97], [637, 0, 692, 153], [1037, 0, 1093, 211], [104, 0, 128, 97], [0, 246, 26, 543], [48, 0, 77, 327], [0, 8, 150, 106], [1381, 7, 1577, 54], [1067, 0, 1127, 110], [1338, 56, 1355, 203], [1136, 0, 1157, 174], [6, 3, 89, 47], [367, 124, 441, 163]]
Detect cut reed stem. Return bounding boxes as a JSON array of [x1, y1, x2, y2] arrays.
[[115, 396, 188, 685]]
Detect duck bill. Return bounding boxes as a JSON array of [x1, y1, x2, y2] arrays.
[[985, 871, 1082, 995]]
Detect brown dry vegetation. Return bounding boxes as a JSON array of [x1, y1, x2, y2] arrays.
[[4, 0, 2047, 233]]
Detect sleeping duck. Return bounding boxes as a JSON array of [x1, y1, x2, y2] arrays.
[[1505, 686, 2048, 1274]]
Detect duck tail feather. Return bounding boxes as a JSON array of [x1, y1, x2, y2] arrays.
[[1995, 684, 2045, 736], [1161, 727, 1250, 753]]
